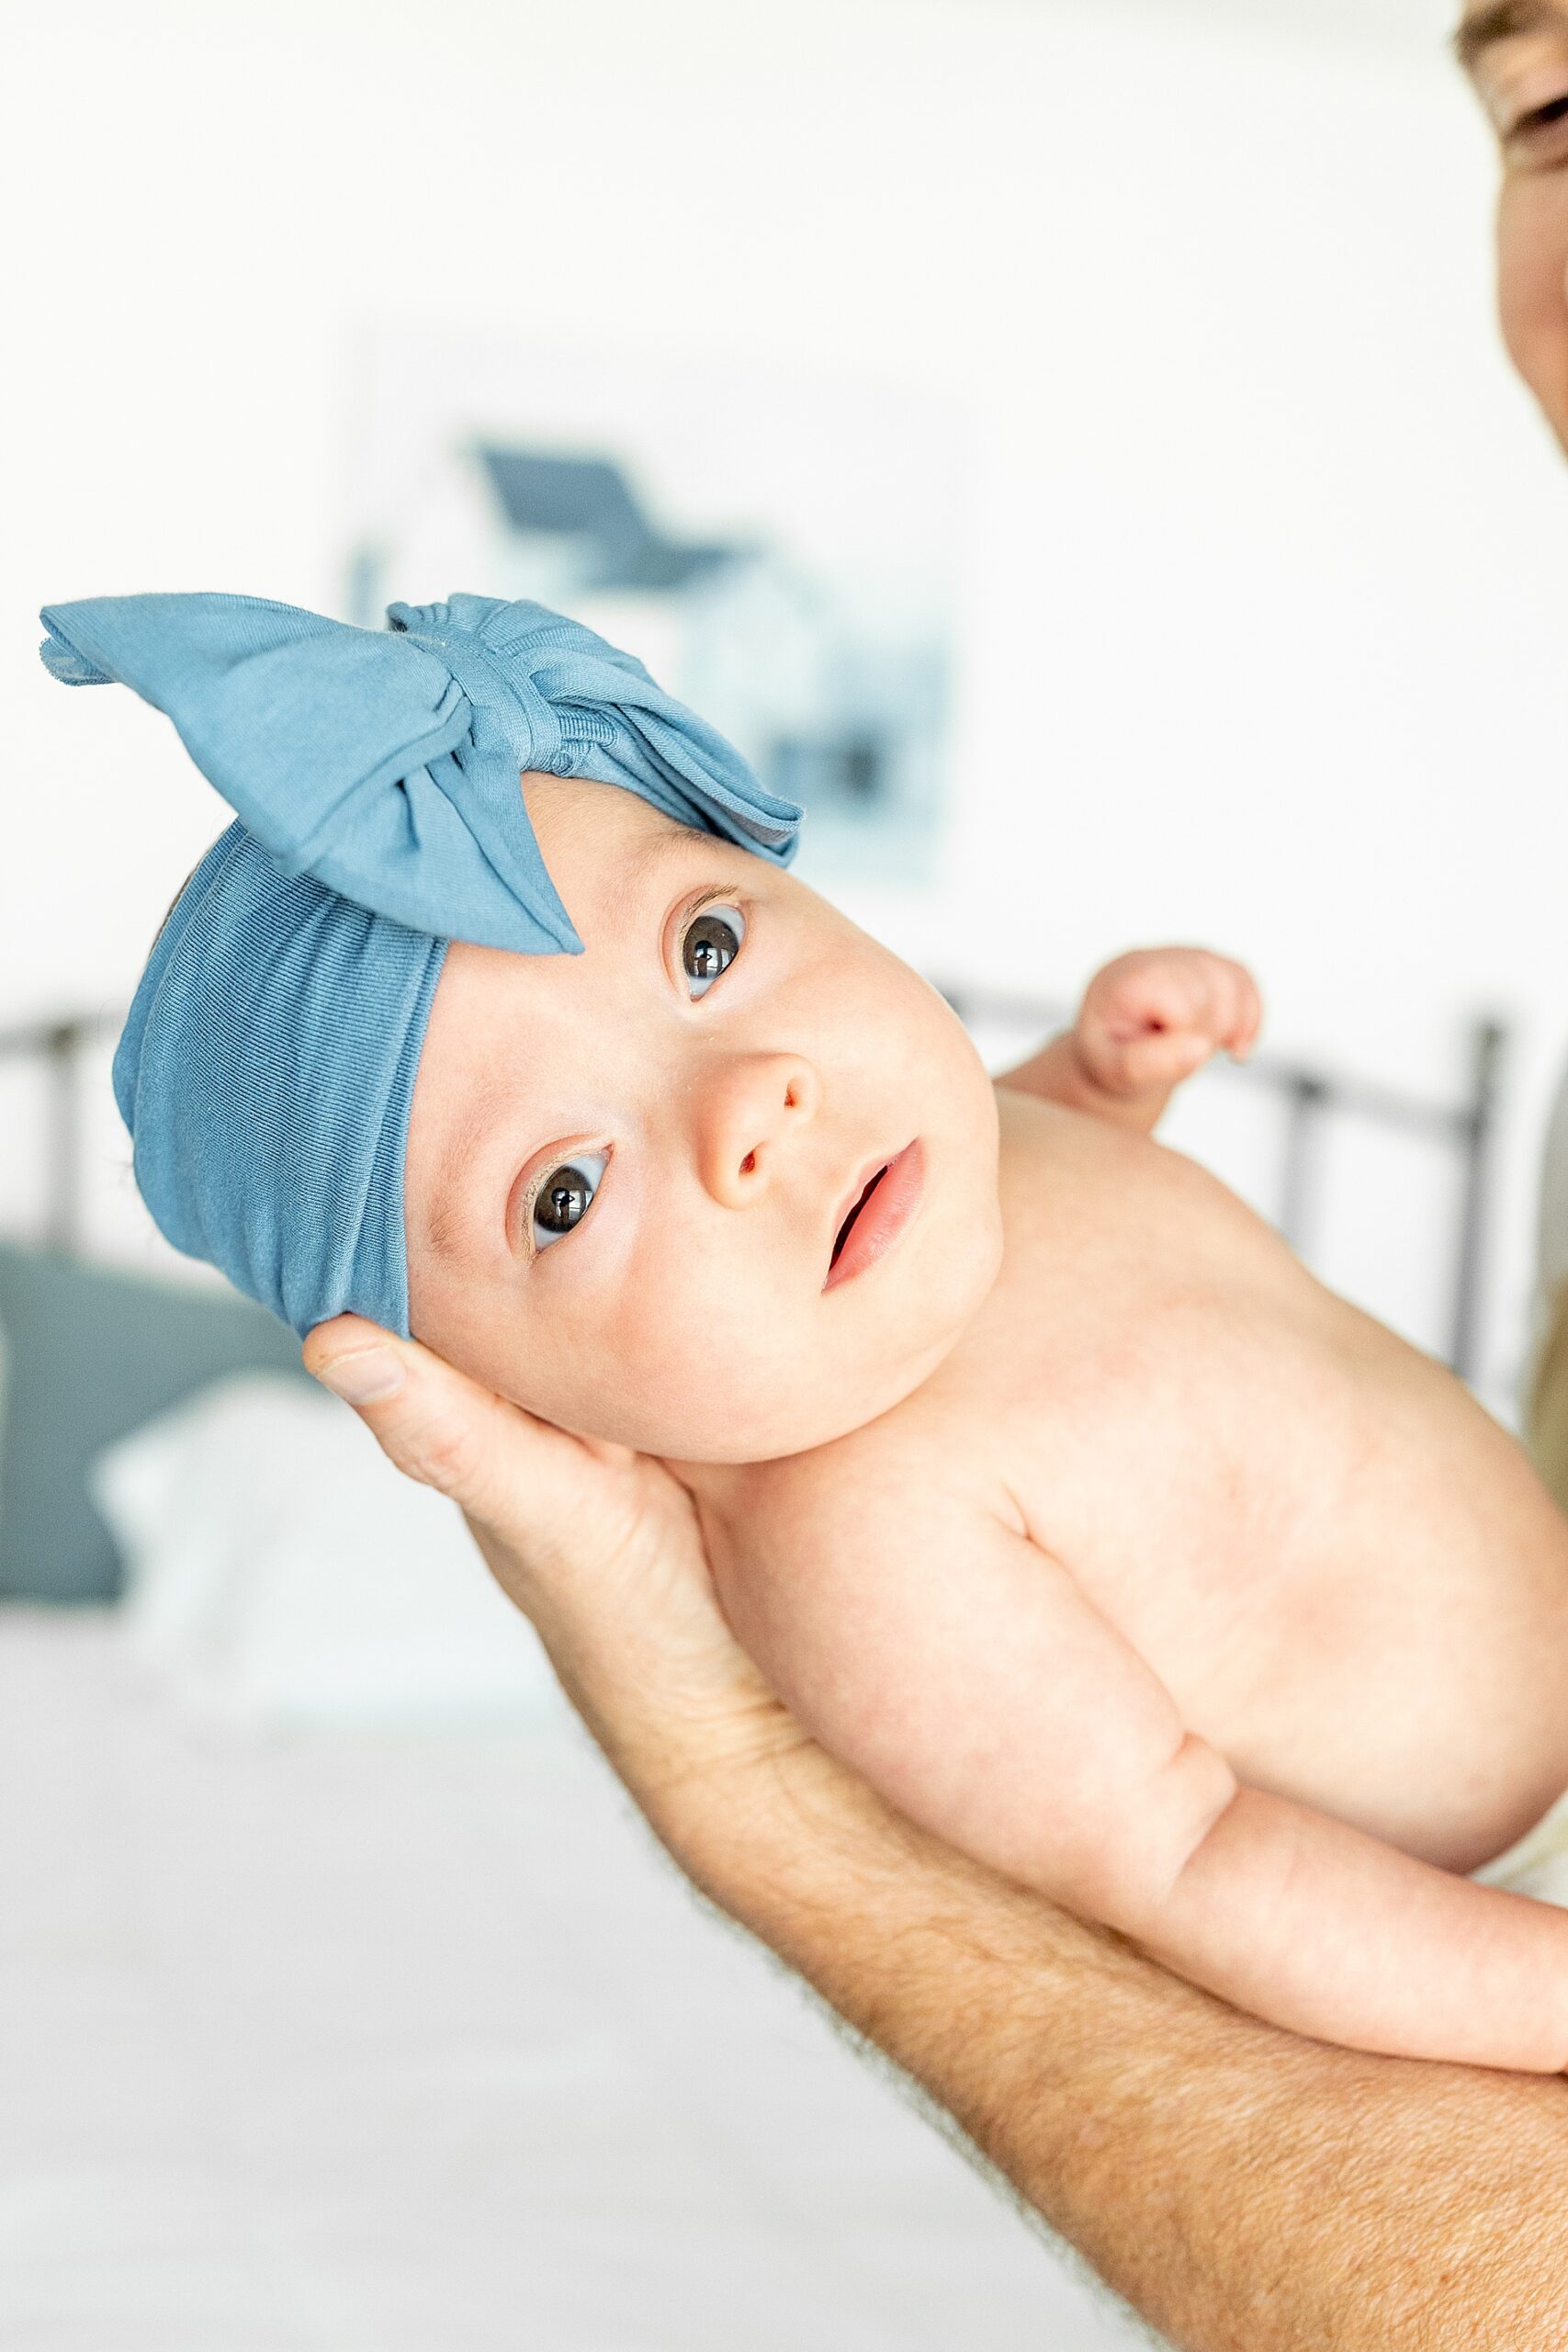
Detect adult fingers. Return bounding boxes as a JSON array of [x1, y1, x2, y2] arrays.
[[302, 1316, 730, 1648], [302, 1314, 586, 1549], [304, 1317, 807, 1829]]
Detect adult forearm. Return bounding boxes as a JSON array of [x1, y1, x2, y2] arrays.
[[636, 1743, 1568, 2352]]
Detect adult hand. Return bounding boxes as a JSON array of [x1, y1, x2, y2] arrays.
[[301, 1314, 809, 1845]]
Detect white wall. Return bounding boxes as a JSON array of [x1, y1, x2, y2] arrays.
[[4, 0, 1564, 1406]]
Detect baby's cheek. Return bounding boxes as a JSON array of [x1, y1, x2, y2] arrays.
[[615, 1264, 786, 1399], [590, 1260, 816, 1455]]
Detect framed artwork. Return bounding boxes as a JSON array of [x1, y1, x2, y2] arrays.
[[343, 328, 963, 887]]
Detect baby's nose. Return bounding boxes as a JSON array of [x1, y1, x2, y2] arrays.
[[696, 1052, 820, 1209]]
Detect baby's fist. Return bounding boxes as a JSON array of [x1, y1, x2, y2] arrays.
[[1074, 947, 1262, 1102]]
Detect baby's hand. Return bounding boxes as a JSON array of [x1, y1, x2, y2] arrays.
[[1074, 947, 1261, 1102]]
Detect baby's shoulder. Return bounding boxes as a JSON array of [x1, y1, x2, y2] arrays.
[[701, 1408, 1039, 1702], [726, 1401, 1021, 1589]]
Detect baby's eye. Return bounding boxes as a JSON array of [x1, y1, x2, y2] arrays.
[[531, 1148, 608, 1252], [682, 904, 745, 999]]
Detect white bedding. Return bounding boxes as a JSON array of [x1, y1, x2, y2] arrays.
[[0, 1610, 1152, 2352]]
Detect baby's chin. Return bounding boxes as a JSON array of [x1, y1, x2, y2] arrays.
[[486, 1319, 970, 1467]]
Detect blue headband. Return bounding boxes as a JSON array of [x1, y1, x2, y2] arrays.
[[39, 591, 803, 1337]]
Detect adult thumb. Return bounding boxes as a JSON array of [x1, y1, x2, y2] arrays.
[[301, 1314, 533, 1529]]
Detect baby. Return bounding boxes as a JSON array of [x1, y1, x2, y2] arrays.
[[45, 589, 1568, 2075]]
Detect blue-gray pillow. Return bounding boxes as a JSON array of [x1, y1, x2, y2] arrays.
[[0, 1246, 309, 1603]]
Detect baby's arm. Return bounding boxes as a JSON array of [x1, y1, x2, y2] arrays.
[[725, 1476, 1568, 2074], [997, 948, 1260, 1135]]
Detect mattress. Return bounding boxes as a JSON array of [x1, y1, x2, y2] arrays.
[[0, 1611, 1148, 2351]]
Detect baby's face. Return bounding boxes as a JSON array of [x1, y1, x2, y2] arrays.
[[403, 774, 1002, 1462]]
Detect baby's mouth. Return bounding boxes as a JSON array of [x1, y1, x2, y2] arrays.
[[824, 1139, 926, 1292], [829, 1163, 889, 1273]]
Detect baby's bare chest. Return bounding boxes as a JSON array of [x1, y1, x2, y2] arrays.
[[934, 1211, 1410, 1678], [873, 1101, 1568, 1850]]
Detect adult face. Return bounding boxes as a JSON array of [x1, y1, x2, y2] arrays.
[[1459, 0, 1568, 449]]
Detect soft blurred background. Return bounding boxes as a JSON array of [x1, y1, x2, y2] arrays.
[[2, 0, 1563, 2344]]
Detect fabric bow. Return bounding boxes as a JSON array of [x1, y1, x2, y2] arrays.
[[39, 590, 802, 954]]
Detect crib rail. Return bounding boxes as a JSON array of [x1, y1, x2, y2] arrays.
[[0, 1012, 119, 1263]]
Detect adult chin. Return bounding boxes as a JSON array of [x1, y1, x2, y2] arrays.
[[1511, 322, 1568, 458]]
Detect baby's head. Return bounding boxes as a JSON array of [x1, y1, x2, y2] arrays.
[[404, 771, 1001, 1463], [43, 589, 1001, 1465]]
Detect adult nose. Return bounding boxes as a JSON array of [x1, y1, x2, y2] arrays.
[[694, 1051, 821, 1209]]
